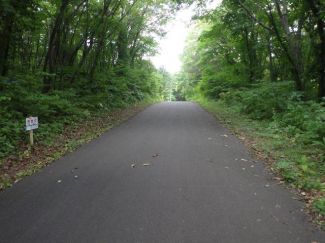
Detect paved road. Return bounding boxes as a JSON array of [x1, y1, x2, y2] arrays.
[[1, 102, 324, 243]]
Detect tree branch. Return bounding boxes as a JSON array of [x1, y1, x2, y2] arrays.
[[237, 0, 272, 31]]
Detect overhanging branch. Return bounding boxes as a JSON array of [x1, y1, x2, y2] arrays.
[[237, 0, 272, 31]]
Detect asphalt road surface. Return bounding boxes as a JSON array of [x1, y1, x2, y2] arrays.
[[1, 102, 324, 243]]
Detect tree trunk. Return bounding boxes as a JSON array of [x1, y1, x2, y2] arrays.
[[42, 0, 69, 93], [266, 34, 277, 82], [268, 1, 304, 91], [0, 18, 13, 76], [307, 0, 325, 98]]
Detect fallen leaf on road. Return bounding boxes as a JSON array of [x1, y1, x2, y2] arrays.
[[153, 153, 158, 157], [265, 184, 270, 188], [276, 205, 281, 209], [143, 163, 150, 166], [131, 164, 135, 169], [251, 165, 254, 168], [221, 135, 228, 138], [301, 192, 307, 196], [241, 159, 248, 162], [273, 177, 282, 181], [271, 214, 288, 225], [74, 175, 78, 179]]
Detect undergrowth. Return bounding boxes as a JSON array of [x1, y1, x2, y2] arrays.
[[0, 74, 158, 161]]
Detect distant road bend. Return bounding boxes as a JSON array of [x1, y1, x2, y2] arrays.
[[0, 102, 324, 243]]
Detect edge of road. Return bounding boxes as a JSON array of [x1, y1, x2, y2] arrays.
[[0, 102, 157, 191]]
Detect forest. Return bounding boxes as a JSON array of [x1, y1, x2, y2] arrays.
[[176, 0, 325, 146], [0, 0, 325, 222], [0, 0, 189, 159], [174, 0, 325, 220]]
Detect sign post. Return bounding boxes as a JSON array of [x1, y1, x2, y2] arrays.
[[26, 117, 38, 145]]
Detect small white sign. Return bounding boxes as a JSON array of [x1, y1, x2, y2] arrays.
[[26, 117, 38, 131]]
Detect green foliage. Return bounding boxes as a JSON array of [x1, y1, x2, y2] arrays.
[[277, 100, 325, 143], [313, 198, 325, 216], [0, 0, 177, 160], [300, 178, 322, 191], [222, 82, 295, 119], [282, 170, 300, 183], [0, 67, 163, 159]]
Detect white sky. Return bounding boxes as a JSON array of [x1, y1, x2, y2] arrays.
[[150, 0, 222, 74]]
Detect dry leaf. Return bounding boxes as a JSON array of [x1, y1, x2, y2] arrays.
[[273, 177, 282, 181], [276, 205, 281, 209], [301, 192, 307, 196], [241, 159, 248, 162], [74, 175, 78, 179], [221, 134, 228, 138], [153, 153, 158, 157], [143, 163, 150, 166], [131, 164, 135, 169]]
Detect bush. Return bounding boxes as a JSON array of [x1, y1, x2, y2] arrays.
[[0, 66, 159, 160], [313, 198, 325, 216], [222, 81, 294, 119], [277, 100, 325, 142]]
